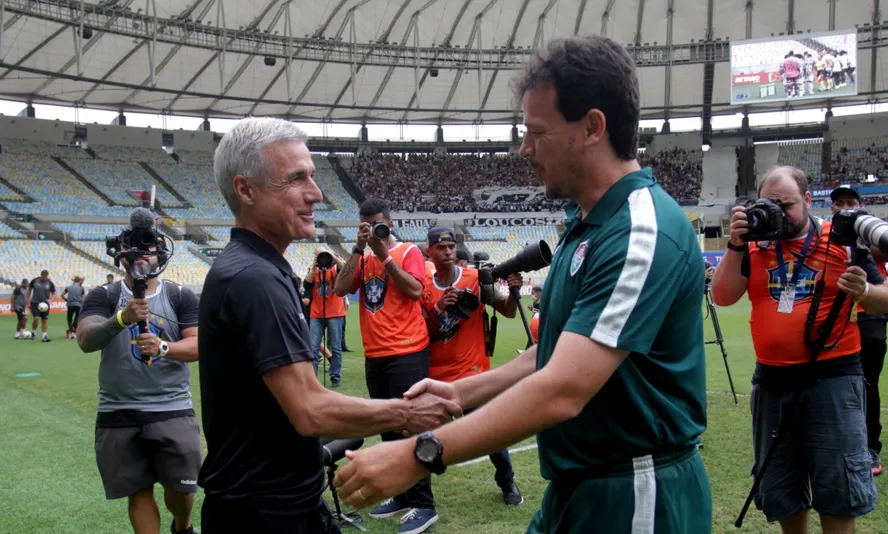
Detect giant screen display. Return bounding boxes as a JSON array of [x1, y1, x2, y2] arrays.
[[730, 29, 858, 105]]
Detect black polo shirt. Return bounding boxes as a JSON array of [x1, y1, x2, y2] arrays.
[[197, 228, 323, 515]]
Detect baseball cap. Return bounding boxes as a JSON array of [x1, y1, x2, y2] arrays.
[[427, 226, 457, 246], [830, 184, 861, 202]]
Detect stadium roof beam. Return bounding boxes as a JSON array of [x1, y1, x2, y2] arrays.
[[476, 0, 532, 121], [246, 0, 350, 116], [162, 0, 280, 111], [439, 0, 503, 121], [573, 0, 588, 36], [746, 0, 753, 38], [84, 0, 214, 104], [365, 0, 441, 115], [786, 0, 795, 34], [634, 0, 646, 47], [29, 0, 138, 94], [829, 0, 836, 30], [398, 0, 473, 122], [872, 0, 881, 94], [285, 0, 371, 117], [600, 0, 617, 36], [322, 0, 417, 121], [0, 0, 6, 57], [701, 0, 715, 140], [664, 0, 675, 121], [205, 1, 289, 112]]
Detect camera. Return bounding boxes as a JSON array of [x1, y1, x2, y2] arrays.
[[371, 221, 390, 240], [831, 209, 888, 255], [743, 198, 787, 242], [446, 288, 480, 320], [477, 241, 552, 304], [317, 251, 333, 269]]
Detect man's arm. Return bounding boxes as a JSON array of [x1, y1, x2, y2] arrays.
[[163, 327, 198, 362], [334, 252, 361, 297], [712, 206, 750, 306], [264, 362, 458, 438], [378, 246, 424, 301], [490, 275, 524, 318], [77, 315, 126, 353], [452, 346, 538, 410]]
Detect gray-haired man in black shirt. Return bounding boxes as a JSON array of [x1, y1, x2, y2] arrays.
[[198, 118, 459, 534]]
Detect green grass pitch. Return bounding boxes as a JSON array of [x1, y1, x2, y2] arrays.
[[2, 297, 888, 533]]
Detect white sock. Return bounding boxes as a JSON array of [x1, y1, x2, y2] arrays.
[[14, 331, 21, 338], [42, 332, 47, 339]]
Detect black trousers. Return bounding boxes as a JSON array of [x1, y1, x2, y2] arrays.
[[365, 348, 435, 509], [201, 497, 341, 534], [860, 318, 887, 454], [463, 407, 515, 487], [67, 305, 81, 332]]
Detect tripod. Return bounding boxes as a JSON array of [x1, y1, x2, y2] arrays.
[[509, 286, 535, 349], [703, 283, 738, 405], [325, 462, 367, 531], [319, 268, 329, 387]]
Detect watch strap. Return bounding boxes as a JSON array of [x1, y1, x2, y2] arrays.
[[352, 246, 365, 256], [726, 241, 747, 253]]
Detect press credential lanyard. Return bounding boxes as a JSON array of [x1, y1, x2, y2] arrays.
[[774, 223, 816, 314]]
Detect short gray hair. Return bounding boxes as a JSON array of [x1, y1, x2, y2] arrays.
[[214, 117, 309, 215]]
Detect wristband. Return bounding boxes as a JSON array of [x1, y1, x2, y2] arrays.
[[856, 282, 870, 301], [434, 302, 444, 313], [352, 247, 365, 255], [116, 310, 128, 328], [726, 242, 747, 253], [382, 255, 393, 267]]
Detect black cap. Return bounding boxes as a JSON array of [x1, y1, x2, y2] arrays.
[[455, 249, 470, 262], [830, 185, 861, 202], [427, 226, 457, 246]]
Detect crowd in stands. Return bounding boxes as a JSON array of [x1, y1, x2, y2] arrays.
[[638, 148, 703, 202]]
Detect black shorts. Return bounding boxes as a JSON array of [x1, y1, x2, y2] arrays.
[[201, 497, 341, 534], [15, 309, 26, 321], [30, 303, 48, 320], [95, 415, 202, 499]]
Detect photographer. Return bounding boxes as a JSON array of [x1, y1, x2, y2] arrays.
[[830, 185, 888, 476], [421, 227, 524, 506], [712, 166, 888, 533], [199, 120, 458, 534], [76, 211, 200, 534], [333, 198, 438, 534], [303, 246, 347, 387], [12, 278, 28, 339]]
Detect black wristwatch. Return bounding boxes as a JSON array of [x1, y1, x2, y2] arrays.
[[414, 431, 446, 475], [352, 246, 365, 255], [726, 241, 747, 253]]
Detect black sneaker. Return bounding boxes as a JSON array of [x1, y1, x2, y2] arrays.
[[501, 481, 523, 506], [331, 380, 341, 389], [41, 337, 51, 342], [872, 450, 883, 476], [170, 519, 196, 534]]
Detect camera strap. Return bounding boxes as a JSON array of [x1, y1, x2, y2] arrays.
[[803, 234, 851, 357]]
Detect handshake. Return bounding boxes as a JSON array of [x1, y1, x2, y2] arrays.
[[400, 380, 463, 435]]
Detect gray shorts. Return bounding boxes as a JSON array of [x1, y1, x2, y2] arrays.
[[95, 415, 202, 500], [751, 375, 877, 521]]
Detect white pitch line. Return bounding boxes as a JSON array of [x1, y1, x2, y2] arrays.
[[455, 443, 539, 467]]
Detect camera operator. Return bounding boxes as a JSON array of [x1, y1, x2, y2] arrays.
[[455, 248, 471, 268], [12, 278, 28, 339], [831, 185, 888, 476], [421, 227, 524, 506], [199, 119, 459, 534], [335, 35, 711, 534], [333, 198, 439, 533], [303, 246, 347, 387], [76, 211, 200, 534], [712, 166, 888, 532]]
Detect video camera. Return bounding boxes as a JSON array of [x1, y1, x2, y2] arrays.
[[742, 198, 787, 242], [105, 208, 173, 280], [830, 209, 888, 255], [477, 241, 552, 305]]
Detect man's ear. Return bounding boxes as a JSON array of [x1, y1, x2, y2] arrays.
[[583, 109, 607, 148], [233, 175, 256, 207]]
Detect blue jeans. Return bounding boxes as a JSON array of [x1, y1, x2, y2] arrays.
[[310, 317, 343, 382]]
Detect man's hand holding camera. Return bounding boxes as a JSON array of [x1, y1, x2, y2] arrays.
[[838, 266, 870, 300], [435, 287, 460, 313], [120, 298, 149, 326], [356, 222, 372, 252], [136, 332, 163, 357], [729, 205, 749, 247]]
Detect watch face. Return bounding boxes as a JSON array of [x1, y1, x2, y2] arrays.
[[417, 439, 439, 463]]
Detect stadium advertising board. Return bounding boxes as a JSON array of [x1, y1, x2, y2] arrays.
[[392, 219, 437, 229], [730, 29, 857, 105], [466, 217, 562, 227]]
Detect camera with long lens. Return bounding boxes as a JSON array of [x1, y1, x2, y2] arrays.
[[446, 288, 480, 320], [371, 221, 390, 240], [831, 209, 888, 255], [743, 198, 787, 242], [477, 241, 552, 303], [316, 251, 333, 269]]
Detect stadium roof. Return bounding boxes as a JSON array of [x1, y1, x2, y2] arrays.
[[0, 0, 885, 124]]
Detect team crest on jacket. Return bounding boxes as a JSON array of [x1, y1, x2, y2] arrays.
[[437, 311, 462, 343], [570, 241, 590, 276], [767, 260, 820, 302], [364, 276, 386, 313], [317, 281, 331, 297]]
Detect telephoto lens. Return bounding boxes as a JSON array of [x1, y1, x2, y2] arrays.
[[317, 251, 333, 269], [372, 222, 390, 239]]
